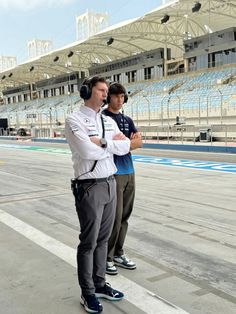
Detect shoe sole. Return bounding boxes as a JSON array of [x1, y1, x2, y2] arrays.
[[105, 270, 118, 275], [80, 299, 103, 313], [95, 293, 124, 301], [114, 262, 136, 270]]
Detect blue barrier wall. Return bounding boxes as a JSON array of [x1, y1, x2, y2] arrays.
[[0, 136, 236, 153], [142, 143, 236, 154]]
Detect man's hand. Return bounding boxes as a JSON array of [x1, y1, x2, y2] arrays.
[[130, 132, 142, 140], [130, 132, 142, 150], [90, 136, 101, 146], [112, 132, 126, 140]]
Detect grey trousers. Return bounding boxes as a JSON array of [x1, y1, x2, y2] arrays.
[[75, 178, 116, 296], [107, 173, 135, 261]]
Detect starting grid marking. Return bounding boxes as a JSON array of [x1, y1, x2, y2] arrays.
[[0, 143, 236, 173]]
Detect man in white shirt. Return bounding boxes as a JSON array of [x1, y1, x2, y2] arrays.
[[65, 76, 130, 314]]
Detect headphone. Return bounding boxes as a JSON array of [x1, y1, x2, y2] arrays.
[[79, 78, 93, 100], [107, 82, 128, 104]]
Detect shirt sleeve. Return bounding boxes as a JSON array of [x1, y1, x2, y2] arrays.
[[65, 116, 110, 160], [106, 118, 130, 156]]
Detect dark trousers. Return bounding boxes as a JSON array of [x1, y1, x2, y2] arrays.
[[74, 179, 116, 295], [107, 173, 135, 261]]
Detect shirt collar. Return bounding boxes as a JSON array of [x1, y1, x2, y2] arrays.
[[80, 105, 101, 119]]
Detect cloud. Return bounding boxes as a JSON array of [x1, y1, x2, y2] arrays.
[[0, 0, 75, 11]]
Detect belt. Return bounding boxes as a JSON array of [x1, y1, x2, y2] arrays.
[[76, 175, 114, 184]]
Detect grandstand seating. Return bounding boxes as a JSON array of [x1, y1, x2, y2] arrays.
[[0, 66, 236, 131], [123, 66, 236, 123]]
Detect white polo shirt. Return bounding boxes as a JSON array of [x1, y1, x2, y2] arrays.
[[65, 105, 130, 179]]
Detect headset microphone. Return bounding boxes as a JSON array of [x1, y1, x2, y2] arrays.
[[102, 98, 107, 107]]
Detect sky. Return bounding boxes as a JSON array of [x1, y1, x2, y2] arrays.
[[0, 0, 163, 64]]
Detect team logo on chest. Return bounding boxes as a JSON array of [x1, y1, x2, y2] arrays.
[[84, 118, 90, 124]]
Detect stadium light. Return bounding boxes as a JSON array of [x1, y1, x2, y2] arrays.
[[67, 51, 74, 58], [107, 37, 114, 46], [53, 56, 59, 62], [192, 2, 201, 13], [29, 66, 34, 72], [161, 14, 170, 24]]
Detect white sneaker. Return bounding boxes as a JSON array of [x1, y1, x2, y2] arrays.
[[113, 255, 136, 270], [106, 261, 118, 275]]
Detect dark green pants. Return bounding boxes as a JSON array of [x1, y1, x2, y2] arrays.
[[107, 173, 135, 261]]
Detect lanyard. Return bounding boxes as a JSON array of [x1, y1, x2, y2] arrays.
[[90, 115, 105, 172], [101, 114, 105, 138]]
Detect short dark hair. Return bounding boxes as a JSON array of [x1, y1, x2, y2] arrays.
[[108, 82, 127, 95], [107, 82, 128, 104]]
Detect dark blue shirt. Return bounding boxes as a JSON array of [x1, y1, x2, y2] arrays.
[[103, 109, 137, 175]]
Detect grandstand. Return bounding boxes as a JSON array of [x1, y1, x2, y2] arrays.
[[0, 0, 236, 142]]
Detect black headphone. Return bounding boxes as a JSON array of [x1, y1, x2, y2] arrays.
[[79, 78, 93, 100], [107, 82, 128, 104]]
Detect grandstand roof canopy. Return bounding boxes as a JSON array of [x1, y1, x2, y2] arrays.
[[1, 0, 236, 92]]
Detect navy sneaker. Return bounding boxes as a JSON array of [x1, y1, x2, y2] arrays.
[[80, 294, 103, 313], [95, 283, 124, 301]]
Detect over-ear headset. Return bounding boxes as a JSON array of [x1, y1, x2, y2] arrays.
[[80, 76, 110, 102], [107, 82, 128, 104], [79, 78, 93, 100]]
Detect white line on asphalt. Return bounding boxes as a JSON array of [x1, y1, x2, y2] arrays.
[[0, 209, 189, 314]]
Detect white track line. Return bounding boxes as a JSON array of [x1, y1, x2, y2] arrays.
[[0, 209, 189, 314]]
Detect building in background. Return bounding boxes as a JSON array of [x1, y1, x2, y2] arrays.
[[76, 10, 108, 41], [27, 39, 53, 59], [0, 56, 17, 71]]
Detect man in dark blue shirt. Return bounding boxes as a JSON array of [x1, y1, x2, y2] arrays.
[[103, 83, 142, 275]]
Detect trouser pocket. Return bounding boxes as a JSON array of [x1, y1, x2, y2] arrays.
[[71, 180, 96, 204]]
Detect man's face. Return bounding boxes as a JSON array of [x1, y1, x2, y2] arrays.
[[91, 82, 108, 105], [109, 93, 125, 111]]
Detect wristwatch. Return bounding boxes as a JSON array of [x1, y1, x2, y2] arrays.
[[100, 138, 107, 148]]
